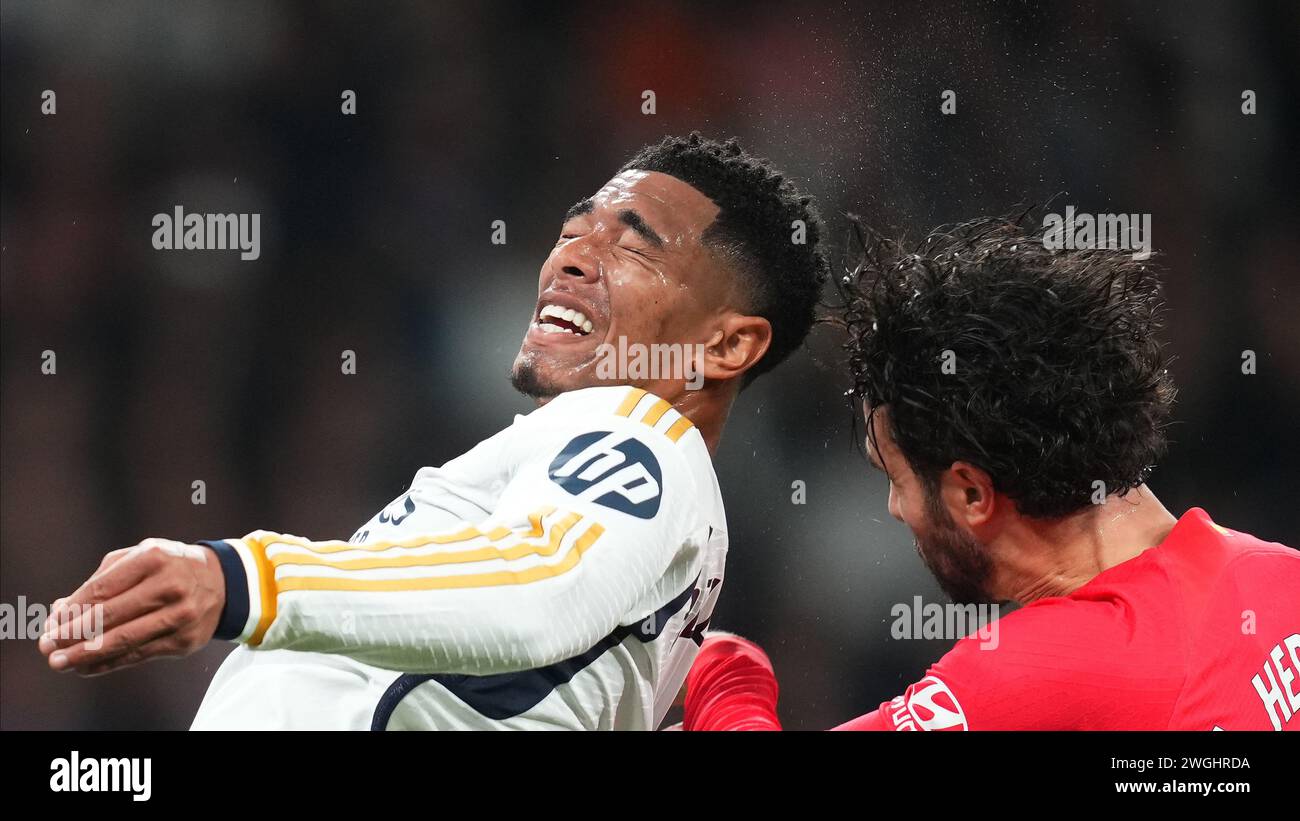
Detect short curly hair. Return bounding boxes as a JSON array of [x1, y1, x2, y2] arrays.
[[621, 132, 829, 385], [836, 212, 1177, 519]]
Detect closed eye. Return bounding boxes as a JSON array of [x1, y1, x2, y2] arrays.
[[618, 237, 657, 259]]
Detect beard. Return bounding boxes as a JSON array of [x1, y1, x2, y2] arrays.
[[914, 489, 997, 605], [509, 358, 560, 400]]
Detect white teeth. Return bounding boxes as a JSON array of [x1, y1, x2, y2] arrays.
[[536, 303, 593, 334]]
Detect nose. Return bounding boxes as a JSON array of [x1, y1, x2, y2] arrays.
[[550, 236, 602, 284]]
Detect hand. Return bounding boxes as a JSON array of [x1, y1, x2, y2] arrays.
[[681, 630, 780, 731], [38, 538, 226, 676]]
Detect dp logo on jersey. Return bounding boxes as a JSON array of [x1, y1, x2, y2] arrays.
[[548, 431, 662, 519]]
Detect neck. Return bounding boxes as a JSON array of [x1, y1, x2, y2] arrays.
[[991, 485, 1178, 604], [655, 379, 738, 454]]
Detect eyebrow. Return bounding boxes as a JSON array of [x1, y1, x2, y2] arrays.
[[564, 199, 594, 222], [617, 209, 665, 248], [561, 200, 666, 249]]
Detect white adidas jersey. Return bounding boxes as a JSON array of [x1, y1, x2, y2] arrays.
[[191, 386, 727, 730]]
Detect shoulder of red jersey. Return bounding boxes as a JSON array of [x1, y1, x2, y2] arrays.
[[862, 594, 1180, 730], [853, 509, 1299, 731]]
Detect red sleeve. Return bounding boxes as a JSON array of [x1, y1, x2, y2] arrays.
[[681, 633, 1001, 731], [687, 599, 1153, 731], [833, 710, 889, 730], [833, 672, 973, 730], [836, 598, 1157, 730], [682, 634, 782, 731], [834, 623, 1057, 731]]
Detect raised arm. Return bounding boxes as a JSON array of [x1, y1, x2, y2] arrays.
[[41, 394, 706, 676]]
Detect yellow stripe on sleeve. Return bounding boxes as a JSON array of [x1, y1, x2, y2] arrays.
[[275, 522, 606, 594], [524, 505, 557, 537], [244, 536, 278, 646], [257, 523, 513, 556], [267, 512, 581, 573]]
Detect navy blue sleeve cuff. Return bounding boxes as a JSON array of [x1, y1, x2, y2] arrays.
[[198, 539, 249, 642]]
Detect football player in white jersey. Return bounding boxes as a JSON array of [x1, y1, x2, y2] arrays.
[[39, 133, 828, 730]]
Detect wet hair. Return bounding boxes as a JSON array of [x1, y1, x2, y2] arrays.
[[620, 132, 829, 385], [836, 212, 1176, 519]]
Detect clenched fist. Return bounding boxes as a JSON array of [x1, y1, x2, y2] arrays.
[[38, 538, 226, 676]]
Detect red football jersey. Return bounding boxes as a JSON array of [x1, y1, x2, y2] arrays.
[[687, 508, 1300, 731]]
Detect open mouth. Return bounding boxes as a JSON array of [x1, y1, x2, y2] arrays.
[[535, 302, 595, 336]]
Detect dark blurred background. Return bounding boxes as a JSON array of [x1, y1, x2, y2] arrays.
[[2, 0, 1296, 730]]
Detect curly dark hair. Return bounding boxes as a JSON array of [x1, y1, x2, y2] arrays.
[[836, 212, 1177, 519], [621, 132, 829, 385]]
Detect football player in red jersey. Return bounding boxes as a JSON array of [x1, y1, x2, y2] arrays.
[[684, 215, 1300, 731]]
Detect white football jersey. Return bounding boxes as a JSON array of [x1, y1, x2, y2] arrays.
[[191, 386, 727, 730]]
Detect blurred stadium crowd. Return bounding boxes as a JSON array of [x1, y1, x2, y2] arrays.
[[2, 0, 1296, 729]]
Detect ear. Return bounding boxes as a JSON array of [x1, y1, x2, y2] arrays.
[[701, 314, 772, 382], [938, 460, 998, 529]]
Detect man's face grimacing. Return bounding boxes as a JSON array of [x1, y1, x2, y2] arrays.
[[865, 404, 997, 605], [511, 169, 766, 402]]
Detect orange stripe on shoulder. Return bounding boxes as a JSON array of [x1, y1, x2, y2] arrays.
[[615, 387, 648, 417], [614, 387, 696, 444], [641, 398, 672, 426], [665, 415, 695, 442]]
